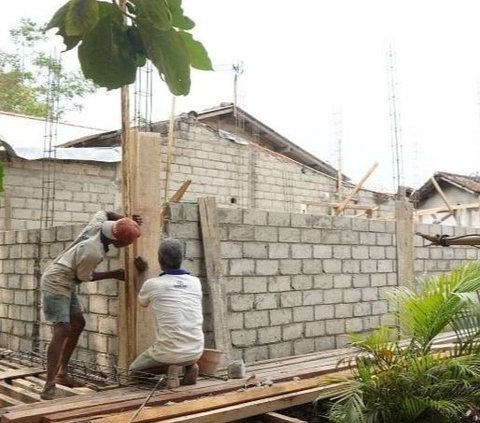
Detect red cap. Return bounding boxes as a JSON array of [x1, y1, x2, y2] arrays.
[[112, 218, 141, 244]]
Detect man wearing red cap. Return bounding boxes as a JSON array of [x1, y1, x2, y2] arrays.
[[40, 210, 141, 400]]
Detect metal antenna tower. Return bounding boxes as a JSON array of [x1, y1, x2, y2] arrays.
[[133, 60, 153, 130], [332, 108, 343, 200], [386, 43, 405, 193], [232, 62, 244, 115], [40, 51, 61, 228]]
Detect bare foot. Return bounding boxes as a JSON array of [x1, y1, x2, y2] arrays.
[[166, 365, 181, 389], [181, 363, 199, 386], [40, 384, 56, 400]]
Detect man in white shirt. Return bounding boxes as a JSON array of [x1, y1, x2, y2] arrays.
[[131, 238, 204, 388], [40, 211, 142, 400]]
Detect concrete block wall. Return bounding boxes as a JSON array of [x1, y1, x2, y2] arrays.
[[166, 203, 480, 363], [0, 157, 118, 230], [0, 224, 121, 368], [1, 203, 480, 365], [0, 123, 393, 231], [169, 123, 394, 216]]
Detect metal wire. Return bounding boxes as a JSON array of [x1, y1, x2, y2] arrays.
[[0, 347, 165, 389]]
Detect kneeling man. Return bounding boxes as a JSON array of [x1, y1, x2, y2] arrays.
[[131, 238, 204, 388]]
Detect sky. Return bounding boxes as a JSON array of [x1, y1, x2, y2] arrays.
[[2, 0, 480, 193]]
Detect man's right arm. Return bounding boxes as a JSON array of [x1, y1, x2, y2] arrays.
[[134, 256, 150, 307]]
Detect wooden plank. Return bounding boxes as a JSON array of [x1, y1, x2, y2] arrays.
[[11, 377, 79, 399], [334, 162, 378, 215], [94, 383, 345, 423], [198, 197, 232, 364], [416, 201, 480, 216], [0, 368, 44, 381], [88, 376, 348, 423], [164, 96, 176, 202], [0, 381, 41, 404], [0, 392, 24, 408], [168, 180, 191, 203], [131, 132, 164, 356], [43, 363, 348, 422], [118, 52, 136, 368], [261, 411, 307, 423]]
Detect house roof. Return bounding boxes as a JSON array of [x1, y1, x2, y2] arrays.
[[195, 104, 342, 178], [413, 171, 480, 203], [0, 110, 105, 149], [58, 103, 345, 180]]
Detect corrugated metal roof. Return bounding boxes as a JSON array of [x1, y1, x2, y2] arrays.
[[0, 111, 105, 149]]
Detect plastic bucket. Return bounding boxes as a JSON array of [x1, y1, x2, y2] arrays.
[[198, 349, 225, 375]]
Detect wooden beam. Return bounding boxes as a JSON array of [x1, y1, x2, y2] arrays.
[[164, 96, 176, 203], [334, 162, 378, 215], [261, 411, 307, 423], [168, 180, 192, 204], [131, 132, 164, 355], [306, 201, 376, 211], [87, 377, 347, 423], [0, 381, 41, 404], [0, 392, 23, 408], [198, 197, 232, 364], [415, 201, 480, 216], [0, 368, 44, 381], [123, 385, 344, 423], [118, 0, 134, 370], [430, 177, 454, 216]]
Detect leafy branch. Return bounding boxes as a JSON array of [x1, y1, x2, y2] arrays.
[[46, 0, 212, 94]]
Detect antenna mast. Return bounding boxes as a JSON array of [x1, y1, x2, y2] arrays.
[[386, 43, 405, 193], [333, 108, 343, 200], [232, 62, 244, 116]]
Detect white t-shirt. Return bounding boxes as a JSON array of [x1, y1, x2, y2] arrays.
[[138, 273, 204, 364]]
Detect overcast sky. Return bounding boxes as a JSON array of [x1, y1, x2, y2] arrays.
[[2, 0, 480, 193]]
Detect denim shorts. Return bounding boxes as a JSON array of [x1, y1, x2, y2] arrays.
[[42, 291, 82, 323]]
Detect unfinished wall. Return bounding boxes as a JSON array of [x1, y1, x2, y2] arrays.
[[0, 224, 121, 368], [2, 205, 477, 365], [0, 122, 393, 231], [0, 157, 118, 231], [160, 122, 393, 215], [166, 203, 480, 362]]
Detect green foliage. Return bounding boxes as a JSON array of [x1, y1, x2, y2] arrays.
[[0, 18, 96, 119], [325, 262, 480, 423], [47, 0, 213, 94]]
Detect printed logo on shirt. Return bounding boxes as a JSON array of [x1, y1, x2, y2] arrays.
[[173, 279, 188, 289]]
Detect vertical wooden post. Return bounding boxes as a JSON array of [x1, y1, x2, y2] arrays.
[[198, 197, 232, 363], [395, 196, 415, 288], [117, 0, 136, 370], [164, 96, 176, 203]]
